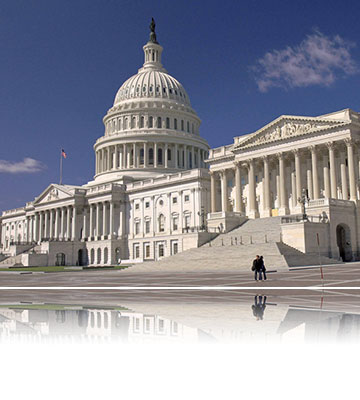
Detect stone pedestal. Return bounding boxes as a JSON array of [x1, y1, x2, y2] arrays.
[[207, 211, 247, 233]]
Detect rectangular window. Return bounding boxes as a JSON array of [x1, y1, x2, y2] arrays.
[[184, 195, 190, 202], [145, 318, 151, 332], [135, 318, 140, 331], [158, 319, 164, 332], [172, 197, 177, 204], [145, 220, 150, 234], [173, 217, 178, 231], [133, 244, 140, 258], [185, 215, 190, 228], [159, 244, 164, 257], [135, 203, 139, 210], [145, 244, 150, 258], [173, 242, 178, 255], [145, 201, 150, 208], [135, 222, 140, 235], [172, 322, 178, 334]]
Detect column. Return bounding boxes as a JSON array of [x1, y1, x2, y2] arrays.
[[122, 144, 126, 168], [291, 168, 296, 208], [89, 205, 94, 239], [55, 208, 60, 240], [184, 146, 188, 169], [179, 191, 183, 232], [71, 206, 76, 240], [109, 202, 114, 238], [234, 163, 243, 213], [190, 146, 194, 168], [278, 153, 289, 215], [60, 207, 65, 240], [34, 213, 39, 242], [119, 201, 124, 238], [328, 142, 338, 199], [66, 207, 71, 240], [220, 170, 228, 212], [306, 158, 313, 200], [133, 143, 137, 168], [127, 145, 131, 168], [294, 150, 302, 206], [311, 146, 320, 199], [175, 144, 178, 168], [263, 157, 271, 216], [197, 148, 200, 168], [49, 210, 54, 239], [39, 212, 43, 241], [115, 145, 119, 169], [167, 193, 171, 234], [210, 172, 217, 213], [248, 159, 258, 218], [96, 203, 100, 238], [44, 211, 49, 239], [165, 143, 168, 168], [192, 188, 197, 226], [107, 148, 111, 170], [154, 142, 158, 168], [340, 150, 348, 200], [136, 144, 140, 167], [26, 216, 30, 243], [323, 154, 331, 198], [346, 139, 357, 201], [103, 202, 108, 238], [82, 209, 87, 240], [143, 142, 148, 168]]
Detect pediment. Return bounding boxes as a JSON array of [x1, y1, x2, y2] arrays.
[[34, 184, 74, 205], [235, 116, 349, 150]]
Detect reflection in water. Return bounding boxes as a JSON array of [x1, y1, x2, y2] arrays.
[[1, 295, 360, 344]]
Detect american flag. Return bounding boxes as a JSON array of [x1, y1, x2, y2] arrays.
[[61, 149, 67, 159]]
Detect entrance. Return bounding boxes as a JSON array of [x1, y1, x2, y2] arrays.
[[78, 249, 87, 266], [336, 224, 352, 262], [55, 252, 66, 266]]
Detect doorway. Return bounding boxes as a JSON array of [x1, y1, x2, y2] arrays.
[[336, 224, 352, 262]]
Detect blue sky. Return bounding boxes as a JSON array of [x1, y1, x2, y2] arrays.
[[1, 0, 360, 212]]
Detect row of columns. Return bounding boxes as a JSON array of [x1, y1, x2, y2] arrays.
[[210, 139, 358, 216], [95, 143, 207, 174]]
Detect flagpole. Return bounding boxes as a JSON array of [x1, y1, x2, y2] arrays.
[[60, 149, 63, 185]]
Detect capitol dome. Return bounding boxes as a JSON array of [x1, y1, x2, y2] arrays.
[[93, 20, 209, 182]]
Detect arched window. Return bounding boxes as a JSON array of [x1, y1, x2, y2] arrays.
[[140, 116, 144, 128], [158, 148, 163, 165], [166, 117, 170, 129], [97, 248, 101, 265], [157, 117, 162, 128], [158, 214, 165, 232], [104, 247, 108, 264], [174, 119, 178, 130], [140, 148, 144, 165], [131, 116, 136, 129], [167, 148, 172, 161], [130, 149, 134, 166], [149, 116, 153, 128], [187, 121, 190, 132], [189, 152, 192, 169], [149, 148, 154, 165], [181, 120, 184, 131], [118, 118, 121, 131], [124, 118, 128, 130], [90, 249, 95, 264]]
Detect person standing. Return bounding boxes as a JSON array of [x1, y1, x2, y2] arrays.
[[260, 255, 267, 280], [252, 255, 262, 281]]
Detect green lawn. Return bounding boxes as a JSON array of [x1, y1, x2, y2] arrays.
[[0, 265, 130, 272]]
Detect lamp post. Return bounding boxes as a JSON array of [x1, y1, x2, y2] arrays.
[[298, 188, 310, 221], [197, 206, 206, 231]]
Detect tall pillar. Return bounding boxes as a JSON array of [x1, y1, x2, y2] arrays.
[[328, 142, 338, 199], [96, 203, 100, 238], [210, 172, 217, 213], [235, 163, 243, 213], [107, 148, 111, 170], [291, 168, 297, 208], [248, 159, 258, 218], [71, 206, 77, 240], [190, 146, 194, 168], [66, 207, 71, 240], [184, 146, 188, 169], [311, 146, 320, 199], [60, 207, 65, 240], [179, 191, 183, 232], [220, 170, 228, 212], [55, 208, 60, 240], [127, 145, 131, 168], [26, 216, 30, 243], [278, 153, 289, 215], [294, 149, 302, 206], [49, 210, 54, 240], [39, 212, 43, 241], [165, 143, 169, 168], [115, 146, 119, 170], [44, 211, 49, 239], [346, 139, 357, 201], [109, 202, 114, 238], [133, 143, 137, 168], [154, 142, 158, 168], [82, 209, 87, 240], [34, 213, 39, 243], [197, 148, 200, 168], [103, 202, 108, 238], [306, 158, 313, 200], [175, 144, 178, 168], [323, 154, 331, 198], [262, 157, 271, 216], [340, 150, 349, 200], [89, 205, 94, 239], [143, 142, 148, 168]]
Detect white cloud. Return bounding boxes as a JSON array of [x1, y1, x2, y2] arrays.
[[253, 30, 358, 92], [0, 158, 46, 174]]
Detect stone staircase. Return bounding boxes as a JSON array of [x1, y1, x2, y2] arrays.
[[126, 217, 339, 273], [0, 244, 41, 267]]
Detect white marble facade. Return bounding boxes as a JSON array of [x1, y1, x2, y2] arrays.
[[2, 24, 360, 265]]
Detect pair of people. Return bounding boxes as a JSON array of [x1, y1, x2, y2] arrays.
[[252, 255, 267, 281]]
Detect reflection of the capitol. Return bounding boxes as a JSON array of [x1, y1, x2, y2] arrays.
[[1, 296, 360, 344]]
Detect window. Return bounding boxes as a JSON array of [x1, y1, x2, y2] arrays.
[[159, 244, 165, 257], [140, 116, 144, 128], [135, 203, 139, 210], [159, 214, 165, 232], [187, 121, 190, 132], [174, 119, 177, 129], [173, 217, 178, 231], [158, 319, 164, 332], [145, 220, 151, 233], [145, 318, 151, 332], [157, 117, 162, 128], [166, 117, 170, 129], [173, 242, 178, 255], [145, 201, 150, 208], [184, 195, 190, 202], [172, 197, 177, 204], [172, 322, 178, 334], [140, 148, 144, 165], [135, 222, 140, 235], [134, 245, 140, 258], [131, 116, 136, 129], [149, 116, 153, 128], [158, 148, 163, 165], [181, 120, 184, 131], [149, 148, 154, 165], [135, 318, 140, 331], [167, 148, 171, 161], [185, 215, 190, 228], [145, 244, 150, 258]]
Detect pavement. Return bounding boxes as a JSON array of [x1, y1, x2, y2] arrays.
[[0, 262, 360, 288]]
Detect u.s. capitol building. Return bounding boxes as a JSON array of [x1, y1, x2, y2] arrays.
[[1, 22, 360, 268]]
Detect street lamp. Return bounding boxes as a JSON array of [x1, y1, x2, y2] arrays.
[[298, 188, 310, 221], [197, 206, 206, 231]]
